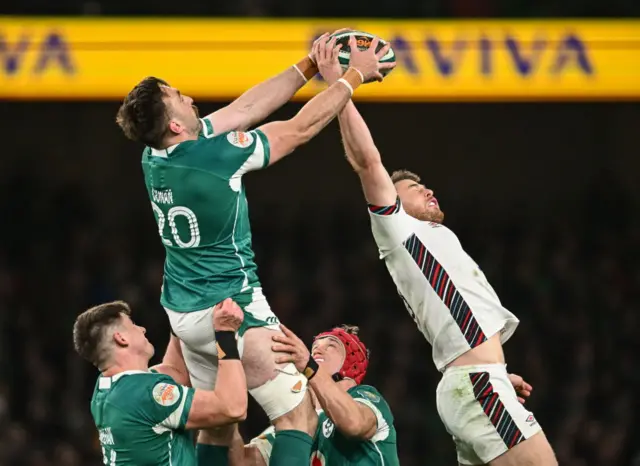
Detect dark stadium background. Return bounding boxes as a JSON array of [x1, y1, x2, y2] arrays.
[[1, 1, 639, 466]]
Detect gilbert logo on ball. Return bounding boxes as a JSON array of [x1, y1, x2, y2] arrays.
[[330, 30, 396, 83]]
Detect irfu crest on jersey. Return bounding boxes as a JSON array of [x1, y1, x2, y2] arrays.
[[322, 418, 335, 438]]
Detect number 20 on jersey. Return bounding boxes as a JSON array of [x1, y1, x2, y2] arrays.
[[151, 201, 201, 248]]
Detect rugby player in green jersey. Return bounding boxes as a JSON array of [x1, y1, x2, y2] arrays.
[[243, 325, 534, 466], [115, 30, 395, 466], [244, 325, 400, 466], [73, 298, 247, 466]]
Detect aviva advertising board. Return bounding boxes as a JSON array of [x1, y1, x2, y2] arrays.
[[0, 18, 638, 100]]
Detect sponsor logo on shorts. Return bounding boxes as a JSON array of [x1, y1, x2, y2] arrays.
[[310, 451, 326, 466], [526, 414, 538, 427], [322, 418, 335, 438], [357, 390, 380, 403], [227, 131, 254, 148], [152, 383, 180, 407]]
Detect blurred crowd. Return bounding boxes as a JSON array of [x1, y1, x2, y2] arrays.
[[3, 0, 638, 17], [0, 170, 638, 466]]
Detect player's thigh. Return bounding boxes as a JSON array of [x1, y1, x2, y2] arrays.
[[166, 307, 220, 388], [437, 365, 545, 466], [166, 306, 217, 358], [178, 338, 219, 390], [242, 326, 316, 433], [489, 431, 557, 466]]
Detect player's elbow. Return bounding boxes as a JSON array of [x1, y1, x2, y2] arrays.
[[281, 115, 316, 147], [354, 156, 383, 173], [221, 396, 248, 423], [226, 405, 248, 423], [260, 119, 310, 165]]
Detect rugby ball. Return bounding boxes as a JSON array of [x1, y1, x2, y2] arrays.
[[331, 30, 395, 83]]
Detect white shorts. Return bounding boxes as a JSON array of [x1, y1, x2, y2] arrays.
[[436, 364, 542, 465], [164, 287, 280, 389], [165, 288, 307, 420]]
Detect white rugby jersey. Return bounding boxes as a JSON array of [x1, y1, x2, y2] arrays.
[[368, 198, 519, 371]]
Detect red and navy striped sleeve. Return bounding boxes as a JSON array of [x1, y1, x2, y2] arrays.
[[368, 197, 401, 216]]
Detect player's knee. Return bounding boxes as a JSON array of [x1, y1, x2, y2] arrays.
[[248, 362, 309, 423], [272, 390, 317, 436]]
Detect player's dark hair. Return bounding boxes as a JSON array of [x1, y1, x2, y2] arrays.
[[391, 169, 421, 185], [73, 301, 132, 369], [116, 76, 170, 149]]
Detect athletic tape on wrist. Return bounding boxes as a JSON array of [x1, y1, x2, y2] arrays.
[[215, 331, 240, 360], [337, 78, 354, 96], [293, 56, 318, 82], [303, 355, 319, 380], [341, 67, 364, 93]]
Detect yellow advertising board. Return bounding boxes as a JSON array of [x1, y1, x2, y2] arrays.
[[0, 18, 638, 100]]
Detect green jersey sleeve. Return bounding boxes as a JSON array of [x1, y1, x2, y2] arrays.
[[200, 118, 215, 138], [190, 128, 271, 181], [137, 374, 195, 431], [248, 425, 276, 464], [350, 385, 394, 443]]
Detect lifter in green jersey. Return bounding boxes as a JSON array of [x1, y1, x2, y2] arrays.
[[73, 298, 247, 466], [115, 31, 395, 465], [244, 325, 400, 466]]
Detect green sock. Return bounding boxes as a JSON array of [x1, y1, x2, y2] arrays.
[[196, 443, 229, 466], [269, 430, 313, 466]]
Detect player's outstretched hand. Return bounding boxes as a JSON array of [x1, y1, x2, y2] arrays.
[[271, 324, 310, 373], [508, 373, 533, 404], [310, 28, 351, 64], [213, 298, 244, 332], [314, 34, 344, 86], [348, 36, 393, 83]]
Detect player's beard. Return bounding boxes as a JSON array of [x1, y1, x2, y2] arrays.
[[191, 105, 202, 134], [412, 207, 445, 224]]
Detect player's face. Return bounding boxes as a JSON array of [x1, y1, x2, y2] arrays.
[[161, 85, 202, 137], [311, 336, 346, 376], [395, 179, 445, 223], [118, 314, 155, 360]]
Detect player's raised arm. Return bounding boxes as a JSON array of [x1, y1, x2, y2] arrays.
[[150, 333, 191, 386], [315, 38, 397, 207], [205, 31, 343, 134], [339, 102, 397, 207], [185, 299, 248, 429], [256, 36, 391, 166]]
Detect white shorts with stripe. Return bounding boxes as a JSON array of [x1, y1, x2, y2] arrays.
[[436, 364, 542, 465]]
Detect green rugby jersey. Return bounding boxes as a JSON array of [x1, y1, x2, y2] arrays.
[[91, 370, 195, 465], [141, 119, 270, 312], [249, 385, 399, 466]]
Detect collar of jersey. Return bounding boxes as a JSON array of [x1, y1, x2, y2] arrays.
[[98, 370, 149, 388], [149, 143, 181, 158]]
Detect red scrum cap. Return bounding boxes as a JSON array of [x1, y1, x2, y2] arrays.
[[314, 325, 370, 384]]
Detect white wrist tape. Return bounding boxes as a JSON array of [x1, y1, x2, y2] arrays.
[[338, 78, 354, 96], [292, 64, 308, 82]]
